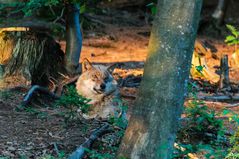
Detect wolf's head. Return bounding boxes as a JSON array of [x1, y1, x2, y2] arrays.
[[76, 59, 118, 102]]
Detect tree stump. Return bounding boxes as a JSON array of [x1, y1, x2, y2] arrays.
[[0, 30, 65, 89], [219, 55, 230, 90]]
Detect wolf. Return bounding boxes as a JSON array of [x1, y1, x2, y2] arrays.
[[76, 58, 122, 119]]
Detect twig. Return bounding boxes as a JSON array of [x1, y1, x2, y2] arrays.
[[68, 124, 110, 159], [53, 142, 60, 157], [53, 7, 65, 23], [49, 5, 56, 16], [49, 78, 57, 92], [58, 72, 70, 79]]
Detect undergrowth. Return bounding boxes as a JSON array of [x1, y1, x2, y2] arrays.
[[55, 85, 91, 123], [54, 86, 128, 159], [174, 82, 239, 159]]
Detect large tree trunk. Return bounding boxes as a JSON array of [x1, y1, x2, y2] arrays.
[[65, 3, 82, 75], [117, 0, 202, 159]]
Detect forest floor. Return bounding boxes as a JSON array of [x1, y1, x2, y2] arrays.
[[1, 6, 239, 158]]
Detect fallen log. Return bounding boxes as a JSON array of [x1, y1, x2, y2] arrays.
[[219, 55, 230, 90]]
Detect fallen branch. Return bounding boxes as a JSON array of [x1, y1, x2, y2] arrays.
[[121, 93, 136, 99], [225, 103, 239, 108], [196, 95, 239, 102], [68, 124, 111, 159]]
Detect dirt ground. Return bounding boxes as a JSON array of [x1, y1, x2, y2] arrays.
[[1, 4, 239, 158]]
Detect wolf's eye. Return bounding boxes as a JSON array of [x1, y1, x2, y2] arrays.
[[91, 75, 98, 81], [104, 76, 109, 82]]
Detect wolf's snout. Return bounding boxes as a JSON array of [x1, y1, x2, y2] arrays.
[[100, 83, 106, 90]]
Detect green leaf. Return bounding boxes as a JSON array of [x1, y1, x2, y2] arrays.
[[222, 109, 231, 115], [227, 40, 239, 46], [195, 65, 204, 73], [151, 6, 157, 15], [225, 35, 236, 43], [226, 24, 239, 37], [80, 4, 86, 14]]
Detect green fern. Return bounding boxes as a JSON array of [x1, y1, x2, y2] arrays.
[[225, 24, 239, 52]]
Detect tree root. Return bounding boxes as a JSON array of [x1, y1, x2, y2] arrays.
[[68, 124, 111, 159], [55, 75, 79, 96], [17, 85, 60, 110], [17, 75, 80, 110]]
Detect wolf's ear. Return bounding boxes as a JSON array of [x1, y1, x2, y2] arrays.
[[82, 58, 92, 72]]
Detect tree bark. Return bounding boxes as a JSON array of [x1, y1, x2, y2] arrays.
[[117, 0, 202, 159], [65, 3, 82, 75]]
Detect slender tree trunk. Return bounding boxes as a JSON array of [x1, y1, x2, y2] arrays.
[[212, 0, 229, 26], [118, 0, 202, 159], [65, 3, 82, 75]]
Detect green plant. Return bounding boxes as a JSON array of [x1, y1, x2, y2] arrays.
[[39, 151, 66, 159], [0, 90, 14, 100], [85, 148, 115, 159], [146, 2, 157, 16], [222, 109, 239, 158], [108, 99, 128, 129], [184, 100, 225, 138], [195, 65, 204, 74], [55, 86, 91, 123], [225, 24, 239, 52], [24, 107, 48, 119], [175, 96, 229, 158], [226, 128, 239, 159], [0, 0, 99, 38]]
